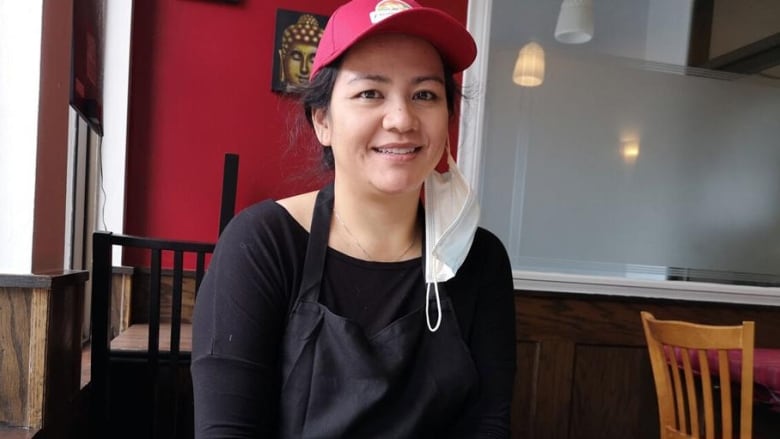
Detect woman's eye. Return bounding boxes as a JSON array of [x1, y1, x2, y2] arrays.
[[413, 90, 437, 101], [357, 90, 381, 99]]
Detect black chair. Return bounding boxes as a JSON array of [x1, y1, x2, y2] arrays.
[[90, 232, 215, 439], [219, 153, 239, 236]]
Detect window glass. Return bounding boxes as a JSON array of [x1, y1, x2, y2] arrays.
[[479, 0, 780, 286]]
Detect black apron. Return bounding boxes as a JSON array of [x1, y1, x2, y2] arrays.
[[278, 184, 478, 438]]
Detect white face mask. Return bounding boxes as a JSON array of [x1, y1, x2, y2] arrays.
[[423, 151, 480, 331]]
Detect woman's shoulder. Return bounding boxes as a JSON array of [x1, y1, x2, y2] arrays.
[[471, 227, 509, 257], [457, 227, 512, 281], [229, 199, 293, 230], [276, 190, 318, 233], [218, 194, 313, 249], [228, 189, 320, 231]]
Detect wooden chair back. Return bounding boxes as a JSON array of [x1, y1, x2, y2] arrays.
[[640, 311, 755, 439], [90, 231, 214, 439]]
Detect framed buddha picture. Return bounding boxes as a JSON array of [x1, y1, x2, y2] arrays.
[[271, 9, 329, 93]]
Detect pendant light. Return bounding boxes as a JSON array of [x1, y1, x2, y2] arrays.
[[554, 0, 594, 44], [512, 42, 545, 87]]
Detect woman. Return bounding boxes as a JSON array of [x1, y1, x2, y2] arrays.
[[191, 0, 516, 437]]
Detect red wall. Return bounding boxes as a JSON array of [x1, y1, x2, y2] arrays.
[[125, 0, 469, 243]]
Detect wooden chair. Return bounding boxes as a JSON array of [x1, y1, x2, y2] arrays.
[[640, 311, 755, 439], [90, 232, 214, 439]]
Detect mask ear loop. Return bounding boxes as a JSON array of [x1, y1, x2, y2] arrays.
[[425, 282, 442, 332], [425, 263, 442, 332], [424, 139, 448, 333]]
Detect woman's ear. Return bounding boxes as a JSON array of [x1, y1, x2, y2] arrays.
[[312, 108, 332, 146]]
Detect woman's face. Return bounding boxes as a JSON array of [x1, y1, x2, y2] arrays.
[[312, 33, 449, 197]]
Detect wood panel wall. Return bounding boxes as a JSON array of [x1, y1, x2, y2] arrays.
[[124, 270, 199, 325], [512, 290, 780, 439], [110, 267, 132, 337], [0, 272, 86, 438], [0, 287, 34, 426]]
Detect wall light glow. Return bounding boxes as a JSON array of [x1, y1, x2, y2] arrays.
[[621, 139, 640, 164]]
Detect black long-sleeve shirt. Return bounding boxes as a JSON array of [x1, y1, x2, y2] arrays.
[[191, 200, 516, 437]]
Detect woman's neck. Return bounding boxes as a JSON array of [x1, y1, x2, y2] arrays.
[[330, 181, 421, 262]]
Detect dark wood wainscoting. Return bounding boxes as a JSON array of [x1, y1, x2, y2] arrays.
[[122, 269, 199, 326], [511, 290, 780, 439]]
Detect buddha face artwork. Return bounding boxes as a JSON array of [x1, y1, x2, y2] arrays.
[[272, 10, 327, 93]]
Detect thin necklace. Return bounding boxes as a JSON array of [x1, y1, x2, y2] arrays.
[[334, 210, 416, 262]]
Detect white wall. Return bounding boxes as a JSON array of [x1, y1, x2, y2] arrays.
[[0, 0, 131, 274], [101, 0, 133, 237], [0, 0, 43, 273]]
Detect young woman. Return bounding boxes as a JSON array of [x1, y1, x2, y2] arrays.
[[191, 1, 516, 437]]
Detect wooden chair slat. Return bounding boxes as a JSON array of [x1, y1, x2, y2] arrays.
[[641, 311, 755, 439]]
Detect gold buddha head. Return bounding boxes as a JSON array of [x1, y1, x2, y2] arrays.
[[279, 14, 323, 89]]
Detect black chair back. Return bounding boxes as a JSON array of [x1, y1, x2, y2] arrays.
[[219, 153, 239, 236], [90, 231, 214, 439]]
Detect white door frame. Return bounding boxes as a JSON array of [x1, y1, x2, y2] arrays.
[[458, 0, 492, 197]]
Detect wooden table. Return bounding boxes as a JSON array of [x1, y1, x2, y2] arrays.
[[110, 323, 192, 353]]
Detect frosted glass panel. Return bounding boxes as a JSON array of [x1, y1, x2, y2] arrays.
[[479, 0, 780, 285]]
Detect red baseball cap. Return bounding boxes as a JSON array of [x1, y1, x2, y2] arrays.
[[310, 0, 477, 80]]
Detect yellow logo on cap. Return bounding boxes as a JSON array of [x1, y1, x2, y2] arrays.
[[369, 0, 412, 24]]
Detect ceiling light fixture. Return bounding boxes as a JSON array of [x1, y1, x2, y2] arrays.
[[513, 42, 545, 87], [554, 0, 594, 44]]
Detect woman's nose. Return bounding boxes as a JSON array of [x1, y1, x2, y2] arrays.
[[382, 100, 418, 133]]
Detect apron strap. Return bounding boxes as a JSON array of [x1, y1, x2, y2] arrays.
[[297, 183, 334, 303]]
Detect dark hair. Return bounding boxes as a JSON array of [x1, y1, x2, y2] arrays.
[[294, 55, 464, 171]]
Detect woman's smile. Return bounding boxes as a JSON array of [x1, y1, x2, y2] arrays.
[[371, 143, 423, 159]]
